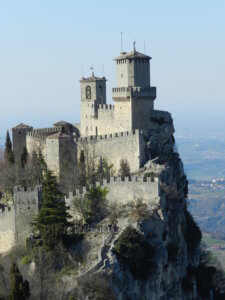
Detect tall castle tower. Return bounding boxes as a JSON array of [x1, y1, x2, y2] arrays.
[[112, 47, 156, 131], [79, 48, 157, 137], [80, 73, 107, 136]]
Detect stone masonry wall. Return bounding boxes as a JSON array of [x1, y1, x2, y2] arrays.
[[0, 207, 16, 254], [26, 132, 47, 160], [77, 129, 149, 173], [13, 186, 42, 248], [0, 186, 42, 254], [65, 176, 160, 219]]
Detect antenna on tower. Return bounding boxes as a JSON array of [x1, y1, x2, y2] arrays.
[[102, 63, 104, 77], [120, 32, 123, 53], [90, 65, 94, 76], [81, 60, 84, 77], [133, 41, 136, 52]]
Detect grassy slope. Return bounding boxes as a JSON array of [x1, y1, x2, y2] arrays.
[[202, 234, 225, 269]]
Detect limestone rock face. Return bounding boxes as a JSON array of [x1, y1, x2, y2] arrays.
[[79, 113, 201, 299]]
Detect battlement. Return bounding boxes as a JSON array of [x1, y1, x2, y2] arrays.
[[96, 104, 114, 110], [13, 185, 42, 205], [87, 103, 114, 110], [112, 86, 156, 99], [13, 185, 42, 193], [0, 206, 14, 215], [26, 131, 46, 140], [66, 175, 159, 198], [32, 126, 62, 135], [77, 129, 141, 142]]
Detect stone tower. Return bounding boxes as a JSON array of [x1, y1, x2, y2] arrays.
[[80, 73, 107, 136], [112, 48, 156, 131], [46, 132, 77, 191], [12, 123, 33, 161]]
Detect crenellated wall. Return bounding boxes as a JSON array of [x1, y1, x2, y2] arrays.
[[26, 131, 47, 159], [32, 126, 62, 136], [0, 186, 42, 254], [0, 176, 160, 253], [77, 129, 149, 172], [65, 175, 160, 219]]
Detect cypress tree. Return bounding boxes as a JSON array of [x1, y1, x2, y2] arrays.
[[78, 150, 86, 187], [4, 131, 15, 164], [21, 146, 28, 168], [119, 159, 131, 179], [9, 263, 30, 300], [33, 170, 72, 249]]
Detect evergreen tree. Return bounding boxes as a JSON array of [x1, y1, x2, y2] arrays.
[[78, 150, 86, 187], [21, 146, 28, 168], [96, 158, 114, 181], [33, 170, 72, 249], [4, 131, 15, 164], [119, 159, 131, 179], [37, 149, 47, 172], [9, 263, 30, 300]]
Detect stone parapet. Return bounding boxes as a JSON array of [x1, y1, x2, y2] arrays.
[[76, 129, 141, 142], [112, 86, 156, 99]]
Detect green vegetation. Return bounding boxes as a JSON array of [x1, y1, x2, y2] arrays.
[[33, 170, 72, 249], [78, 150, 86, 187], [96, 158, 114, 181], [182, 250, 225, 298], [4, 131, 15, 164], [20, 146, 28, 169], [70, 273, 116, 300], [0, 146, 46, 195], [73, 186, 108, 224], [9, 263, 30, 300], [183, 210, 202, 254], [113, 226, 155, 280], [129, 199, 150, 222], [119, 159, 131, 179], [202, 235, 225, 268], [78, 152, 114, 188]]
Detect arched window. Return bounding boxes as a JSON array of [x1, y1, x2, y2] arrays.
[[86, 86, 91, 99]]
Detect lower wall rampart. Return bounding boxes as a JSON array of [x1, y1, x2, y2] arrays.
[[0, 175, 159, 253], [65, 176, 160, 218]]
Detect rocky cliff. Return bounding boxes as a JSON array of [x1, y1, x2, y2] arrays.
[[66, 112, 202, 299]]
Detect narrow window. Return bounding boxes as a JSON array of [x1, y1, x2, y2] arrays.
[[86, 86, 91, 99]]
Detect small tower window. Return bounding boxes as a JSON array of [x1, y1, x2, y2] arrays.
[[86, 86, 91, 99]]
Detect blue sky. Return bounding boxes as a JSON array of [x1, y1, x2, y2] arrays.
[[0, 0, 224, 143]]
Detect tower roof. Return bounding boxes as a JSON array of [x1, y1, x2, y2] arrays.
[[12, 123, 33, 130], [53, 120, 73, 127], [80, 74, 106, 83], [114, 50, 151, 61]]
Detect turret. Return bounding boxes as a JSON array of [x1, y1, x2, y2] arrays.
[[113, 49, 151, 88], [80, 73, 107, 136], [12, 123, 33, 162], [112, 48, 157, 131]]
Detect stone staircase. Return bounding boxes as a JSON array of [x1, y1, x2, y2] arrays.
[[81, 230, 119, 277]]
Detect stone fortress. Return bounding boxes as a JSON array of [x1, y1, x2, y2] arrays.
[[11, 46, 167, 181], [0, 47, 175, 253]]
